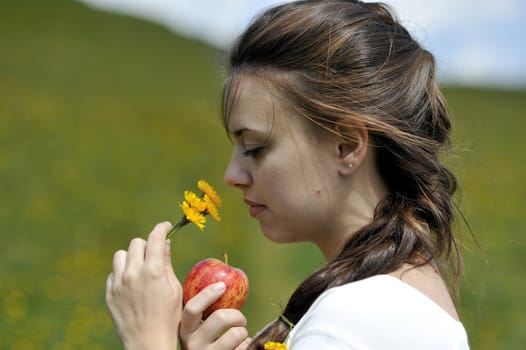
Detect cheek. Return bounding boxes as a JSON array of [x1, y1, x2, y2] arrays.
[[280, 172, 332, 212], [256, 146, 334, 206]]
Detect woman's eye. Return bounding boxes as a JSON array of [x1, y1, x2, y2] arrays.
[[242, 147, 263, 158]]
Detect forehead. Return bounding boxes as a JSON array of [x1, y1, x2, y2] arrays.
[[226, 75, 288, 135]]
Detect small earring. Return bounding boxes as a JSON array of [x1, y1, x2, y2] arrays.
[[347, 163, 354, 169]]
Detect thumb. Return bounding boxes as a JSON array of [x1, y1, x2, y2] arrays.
[[234, 338, 252, 350], [164, 239, 172, 262], [164, 239, 181, 293]]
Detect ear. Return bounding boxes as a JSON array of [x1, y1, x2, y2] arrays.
[[337, 126, 368, 176]]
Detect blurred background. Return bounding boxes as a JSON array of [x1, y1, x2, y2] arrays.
[[1, 0, 524, 349]]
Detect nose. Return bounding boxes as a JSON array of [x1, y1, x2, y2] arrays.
[[224, 153, 252, 189]]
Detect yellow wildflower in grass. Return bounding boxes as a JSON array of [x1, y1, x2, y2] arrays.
[[167, 179, 222, 238], [264, 342, 287, 350], [198, 179, 222, 208]]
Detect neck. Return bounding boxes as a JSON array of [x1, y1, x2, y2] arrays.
[[317, 148, 388, 261]]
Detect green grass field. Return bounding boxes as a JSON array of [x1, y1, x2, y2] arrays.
[[1, 1, 525, 349]]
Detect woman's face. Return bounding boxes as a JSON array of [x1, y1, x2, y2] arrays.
[[223, 76, 346, 245]]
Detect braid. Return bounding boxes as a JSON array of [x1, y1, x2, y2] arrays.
[[224, 1, 462, 348]]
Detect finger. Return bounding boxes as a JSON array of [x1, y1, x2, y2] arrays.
[[125, 237, 147, 270], [180, 282, 226, 333], [233, 337, 252, 350], [163, 239, 181, 292], [198, 309, 247, 340], [144, 221, 172, 267], [105, 273, 114, 302], [213, 326, 249, 350], [112, 250, 127, 279], [164, 239, 172, 265]]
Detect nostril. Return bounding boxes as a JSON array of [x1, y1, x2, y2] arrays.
[[224, 160, 251, 188]]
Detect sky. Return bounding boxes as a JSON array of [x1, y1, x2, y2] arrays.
[[78, 0, 526, 88]]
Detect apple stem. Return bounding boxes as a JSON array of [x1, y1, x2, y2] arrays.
[[224, 252, 228, 265]]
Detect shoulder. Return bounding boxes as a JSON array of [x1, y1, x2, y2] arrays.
[[287, 275, 469, 350]]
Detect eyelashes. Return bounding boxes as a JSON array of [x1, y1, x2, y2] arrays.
[[242, 146, 263, 158]]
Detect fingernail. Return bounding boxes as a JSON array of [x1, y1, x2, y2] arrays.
[[212, 282, 226, 292], [165, 239, 171, 254], [240, 338, 252, 349]]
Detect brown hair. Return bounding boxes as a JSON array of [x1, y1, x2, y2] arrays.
[[222, 1, 462, 347]]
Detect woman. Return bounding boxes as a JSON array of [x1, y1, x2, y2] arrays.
[[106, 1, 470, 349]]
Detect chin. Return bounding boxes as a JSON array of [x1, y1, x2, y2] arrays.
[[260, 225, 299, 244]]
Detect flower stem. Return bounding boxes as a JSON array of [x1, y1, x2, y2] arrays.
[[167, 218, 187, 239]]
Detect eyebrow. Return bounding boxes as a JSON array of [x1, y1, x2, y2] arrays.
[[229, 127, 270, 142], [231, 127, 266, 138]]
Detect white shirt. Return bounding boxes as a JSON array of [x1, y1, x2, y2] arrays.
[[287, 275, 470, 349]]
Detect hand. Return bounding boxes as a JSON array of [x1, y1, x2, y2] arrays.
[[106, 222, 183, 350], [180, 282, 251, 350]]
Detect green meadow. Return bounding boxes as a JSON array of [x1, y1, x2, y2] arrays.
[[1, 1, 525, 349]]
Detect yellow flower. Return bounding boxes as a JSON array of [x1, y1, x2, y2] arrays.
[[203, 194, 221, 222], [198, 179, 222, 208], [179, 201, 206, 231], [184, 190, 207, 212], [264, 342, 287, 350], [166, 179, 223, 238]]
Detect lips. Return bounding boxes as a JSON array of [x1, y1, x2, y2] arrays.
[[243, 198, 266, 218]]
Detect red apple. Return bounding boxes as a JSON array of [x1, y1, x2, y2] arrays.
[[182, 254, 249, 319]]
